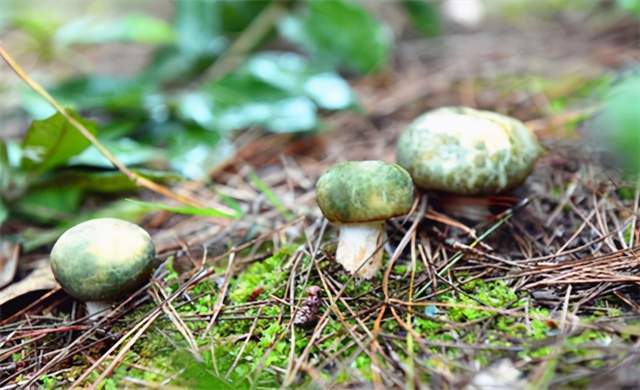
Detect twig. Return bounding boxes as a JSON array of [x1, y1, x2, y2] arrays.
[[0, 44, 220, 211], [199, 1, 286, 83]]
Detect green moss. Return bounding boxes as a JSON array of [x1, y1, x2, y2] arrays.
[[38, 375, 57, 390], [446, 280, 520, 322], [230, 244, 297, 303], [355, 354, 373, 381]]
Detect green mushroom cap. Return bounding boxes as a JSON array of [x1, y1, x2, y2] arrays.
[[50, 218, 156, 302], [397, 106, 541, 195], [316, 161, 415, 224]]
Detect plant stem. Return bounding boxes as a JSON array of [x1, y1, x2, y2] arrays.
[[0, 45, 215, 210]]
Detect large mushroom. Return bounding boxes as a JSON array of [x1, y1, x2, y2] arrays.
[[316, 161, 415, 279], [396, 106, 541, 220], [50, 218, 156, 316]]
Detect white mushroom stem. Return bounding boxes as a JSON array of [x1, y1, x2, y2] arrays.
[[85, 301, 112, 318], [335, 222, 385, 279]]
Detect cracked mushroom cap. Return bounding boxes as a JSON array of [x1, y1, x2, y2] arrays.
[[50, 218, 156, 302], [396, 107, 541, 195], [316, 161, 415, 224]]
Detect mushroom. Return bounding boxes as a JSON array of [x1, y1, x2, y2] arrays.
[[396, 106, 541, 220], [50, 218, 156, 316], [315, 161, 415, 279]]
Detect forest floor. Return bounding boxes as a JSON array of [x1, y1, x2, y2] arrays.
[[1, 10, 640, 390]]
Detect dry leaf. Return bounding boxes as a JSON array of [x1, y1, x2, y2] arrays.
[[0, 263, 58, 307], [0, 240, 19, 288]]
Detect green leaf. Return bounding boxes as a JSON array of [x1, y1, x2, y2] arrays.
[[166, 125, 235, 180], [618, 0, 640, 16], [279, 0, 391, 74], [69, 138, 162, 168], [32, 169, 181, 194], [20, 111, 97, 173], [245, 52, 356, 110], [0, 200, 7, 226], [11, 13, 62, 52], [50, 76, 152, 112], [175, 0, 224, 55], [599, 75, 640, 176], [191, 73, 318, 133], [13, 187, 83, 223], [0, 141, 28, 201], [0, 141, 10, 193], [143, 45, 220, 86], [54, 14, 175, 46], [20, 198, 152, 252], [126, 199, 241, 219], [401, 0, 441, 37]]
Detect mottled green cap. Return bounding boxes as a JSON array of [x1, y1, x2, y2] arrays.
[[316, 161, 415, 223], [50, 218, 156, 302], [397, 107, 541, 195]]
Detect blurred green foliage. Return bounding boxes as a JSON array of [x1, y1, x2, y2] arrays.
[[401, 0, 441, 37], [617, 0, 640, 16], [3, 0, 425, 233], [597, 73, 640, 178], [279, 0, 391, 73]]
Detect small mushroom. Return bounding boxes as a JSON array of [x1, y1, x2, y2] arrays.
[[50, 218, 156, 316], [316, 161, 415, 279], [396, 106, 541, 220]]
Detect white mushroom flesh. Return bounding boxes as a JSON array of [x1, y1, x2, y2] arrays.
[[335, 222, 385, 279], [85, 301, 112, 318]]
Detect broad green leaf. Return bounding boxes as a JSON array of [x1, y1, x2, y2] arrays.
[[174, 0, 270, 53], [20, 111, 97, 173], [70, 138, 162, 168], [245, 52, 355, 110], [401, 0, 441, 37], [279, 0, 391, 74], [0, 141, 9, 193], [50, 76, 152, 111], [20, 199, 152, 252], [20, 87, 57, 119], [126, 199, 241, 219], [0, 200, 7, 226], [219, 0, 272, 33], [175, 0, 224, 55], [11, 13, 62, 55], [618, 0, 640, 16], [54, 14, 175, 46], [33, 169, 181, 193], [599, 75, 640, 176], [191, 73, 318, 133], [303, 73, 354, 110], [0, 141, 29, 201], [167, 124, 235, 180], [13, 187, 83, 224], [143, 45, 220, 86]]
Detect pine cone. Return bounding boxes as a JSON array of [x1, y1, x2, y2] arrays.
[[293, 286, 322, 328]]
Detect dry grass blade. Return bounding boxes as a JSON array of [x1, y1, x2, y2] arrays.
[[0, 45, 230, 213]]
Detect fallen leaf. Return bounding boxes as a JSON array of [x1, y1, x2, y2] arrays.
[[0, 263, 58, 308], [0, 241, 19, 288]]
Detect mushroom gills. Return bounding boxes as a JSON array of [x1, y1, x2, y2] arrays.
[[336, 222, 385, 279], [438, 194, 517, 221], [85, 301, 112, 317]]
